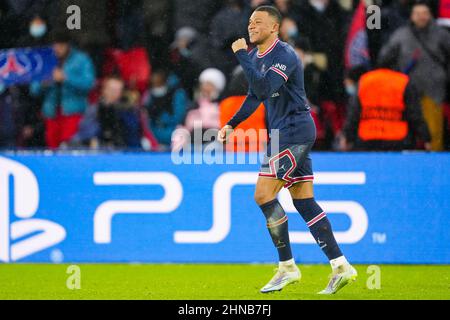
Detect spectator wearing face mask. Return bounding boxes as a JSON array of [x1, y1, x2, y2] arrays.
[[143, 70, 188, 148], [169, 27, 214, 99], [343, 64, 369, 99], [17, 14, 49, 47], [30, 32, 95, 149], [279, 17, 299, 46]]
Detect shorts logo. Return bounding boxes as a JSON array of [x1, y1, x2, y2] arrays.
[[0, 157, 66, 262]]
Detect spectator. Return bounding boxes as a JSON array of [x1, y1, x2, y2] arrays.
[[142, 0, 173, 67], [295, 0, 349, 101], [0, 0, 52, 49], [115, 84, 143, 149], [0, 84, 45, 148], [223, 65, 248, 98], [16, 14, 50, 47], [341, 66, 431, 151], [186, 68, 226, 131], [73, 75, 142, 149], [46, 0, 111, 73], [209, 0, 248, 75], [367, 0, 411, 63], [343, 64, 368, 99], [172, 68, 226, 151], [378, 0, 450, 151], [279, 17, 299, 45], [170, 27, 214, 98], [30, 32, 95, 149], [0, 86, 22, 148], [293, 37, 326, 106], [144, 70, 188, 148]]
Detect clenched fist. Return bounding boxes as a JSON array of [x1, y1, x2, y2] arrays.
[[232, 38, 248, 53], [217, 125, 233, 143]]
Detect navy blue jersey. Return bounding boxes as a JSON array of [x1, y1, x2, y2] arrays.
[[227, 39, 316, 145]]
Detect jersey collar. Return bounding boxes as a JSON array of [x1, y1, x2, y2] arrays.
[[257, 38, 280, 58]]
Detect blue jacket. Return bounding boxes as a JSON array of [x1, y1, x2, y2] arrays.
[[146, 75, 188, 145], [30, 48, 95, 119]]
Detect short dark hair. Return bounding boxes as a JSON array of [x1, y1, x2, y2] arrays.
[[152, 68, 169, 81], [410, 0, 433, 15], [411, 0, 431, 10], [254, 5, 282, 25]]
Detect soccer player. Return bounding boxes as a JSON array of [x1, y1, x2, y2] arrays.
[[218, 5, 357, 294]]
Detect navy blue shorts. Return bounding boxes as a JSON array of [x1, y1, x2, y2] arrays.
[[259, 143, 314, 188]]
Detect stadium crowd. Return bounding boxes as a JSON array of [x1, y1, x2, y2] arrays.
[[0, 0, 449, 151]]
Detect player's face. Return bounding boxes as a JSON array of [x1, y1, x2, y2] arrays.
[[248, 11, 278, 45]]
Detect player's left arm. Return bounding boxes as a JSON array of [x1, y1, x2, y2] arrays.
[[232, 39, 296, 101]]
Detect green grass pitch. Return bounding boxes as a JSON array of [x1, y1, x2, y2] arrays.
[[0, 264, 449, 300]]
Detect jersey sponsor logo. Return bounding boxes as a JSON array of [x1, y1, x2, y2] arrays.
[[270, 63, 288, 81], [273, 63, 287, 71], [0, 157, 66, 262]]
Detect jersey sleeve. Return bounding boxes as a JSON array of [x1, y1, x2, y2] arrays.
[[226, 93, 261, 129], [267, 50, 297, 82], [234, 48, 297, 101]]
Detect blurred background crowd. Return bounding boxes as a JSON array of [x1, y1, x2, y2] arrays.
[[0, 0, 449, 152]]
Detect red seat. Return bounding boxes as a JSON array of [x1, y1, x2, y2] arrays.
[[103, 47, 151, 93]]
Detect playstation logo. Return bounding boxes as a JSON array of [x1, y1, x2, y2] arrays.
[[0, 157, 66, 262]]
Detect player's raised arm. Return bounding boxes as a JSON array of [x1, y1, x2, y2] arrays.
[[232, 39, 295, 101]]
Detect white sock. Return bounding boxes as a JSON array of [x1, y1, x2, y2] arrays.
[[279, 258, 297, 271], [330, 256, 348, 270]]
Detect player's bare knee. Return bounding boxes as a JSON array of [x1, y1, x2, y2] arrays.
[[254, 191, 274, 206]]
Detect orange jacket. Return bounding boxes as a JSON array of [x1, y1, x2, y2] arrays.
[[219, 96, 266, 152], [358, 69, 409, 141]]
